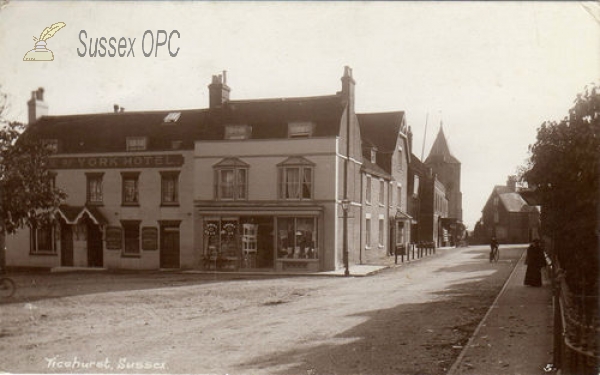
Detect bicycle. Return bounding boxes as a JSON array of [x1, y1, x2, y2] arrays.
[[0, 276, 16, 298], [489, 245, 499, 263]]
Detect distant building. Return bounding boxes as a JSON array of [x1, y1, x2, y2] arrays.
[[477, 176, 540, 244], [424, 125, 465, 246]]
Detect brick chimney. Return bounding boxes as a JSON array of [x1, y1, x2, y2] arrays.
[[340, 66, 355, 114], [27, 87, 48, 124], [208, 71, 231, 109], [507, 175, 517, 192]]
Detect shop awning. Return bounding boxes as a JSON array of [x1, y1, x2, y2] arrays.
[[56, 205, 108, 226]]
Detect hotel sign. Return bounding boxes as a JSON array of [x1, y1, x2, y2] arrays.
[[49, 154, 184, 169]]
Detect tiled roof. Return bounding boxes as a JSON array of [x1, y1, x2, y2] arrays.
[[361, 159, 391, 179], [357, 111, 405, 153], [26, 109, 208, 153], [24, 94, 347, 153], [492, 186, 539, 213], [357, 111, 405, 174], [199, 95, 346, 140]]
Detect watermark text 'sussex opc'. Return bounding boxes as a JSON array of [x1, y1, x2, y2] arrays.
[[77, 30, 180, 57]]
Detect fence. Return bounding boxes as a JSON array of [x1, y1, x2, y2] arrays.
[[394, 242, 436, 264], [553, 266, 600, 374]]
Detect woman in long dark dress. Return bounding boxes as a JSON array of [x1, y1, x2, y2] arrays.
[[524, 239, 546, 287]]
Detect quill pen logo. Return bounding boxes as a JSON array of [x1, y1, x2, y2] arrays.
[[23, 22, 66, 61]]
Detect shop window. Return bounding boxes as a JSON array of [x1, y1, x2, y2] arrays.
[[30, 222, 56, 254], [278, 157, 314, 200], [203, 218, 240, 262], [126, 137, 147, 151], [121, 220, 141, 256], [86, 172, 104, 205], [121, 172, 140, 206], [277, 217, 318, 259], [213, 158, 248, 200], [160, 171, 179, 205]]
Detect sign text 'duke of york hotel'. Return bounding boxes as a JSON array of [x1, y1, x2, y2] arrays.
[[48, 154, 184, 169]]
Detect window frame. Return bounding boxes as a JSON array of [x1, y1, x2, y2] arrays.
[[86, 172, 104, 205], [366, 175, 372, 205], [287, 122, 315, 138], [121, 172, 140, 206], [121, 220, 141, 257], [30, 222, 57, 255], [378, 179, 385, 206], [126, 137, 148, 152], [378, 218, 385, 248], [213, 158, 249, 201], [160, 171, 180, 206], [365, 216, 372, 249], [277, 157, 315, 201]]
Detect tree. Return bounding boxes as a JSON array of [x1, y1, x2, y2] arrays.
[[0, 88, 65, 272], [522, 83, 599, 294]]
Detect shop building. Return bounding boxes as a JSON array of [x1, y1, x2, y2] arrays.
[[193, 68, 363, 272]]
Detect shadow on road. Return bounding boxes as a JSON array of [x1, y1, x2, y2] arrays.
[[237, 248, 524, 375]]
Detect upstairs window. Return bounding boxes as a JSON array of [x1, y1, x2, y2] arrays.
[[370, 148, 377, 164], [397, 146, 403, 171], [121, 172, 140, 205], [126, 137, 147, 151], [413, 175, 420, 197], [213, 158, 248, 200], [288, 122, 315, 138], [161, 171, 180, 205], [366, 175, 372, 205], [224, 124, 252, 140], [379, 179, 385, 206], [278, 156, 314, 200], [86, 172, 104, 205]]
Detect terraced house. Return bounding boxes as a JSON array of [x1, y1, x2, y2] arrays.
[[7, 67, 413, 272]]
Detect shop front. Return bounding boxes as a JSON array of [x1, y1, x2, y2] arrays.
[[198, 209, 322, 272]]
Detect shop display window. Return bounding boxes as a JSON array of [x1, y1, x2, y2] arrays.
[[277, 217, 318, 259]]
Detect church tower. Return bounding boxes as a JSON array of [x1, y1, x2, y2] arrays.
[[425, 125, 463, 223]]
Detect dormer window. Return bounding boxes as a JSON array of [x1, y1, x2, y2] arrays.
[[163, 112, 181, 123], [42, 139, 58, 153], [288, 122, 314, 138], [370, 147, 377, 164], [224, 124, 252, 140], [126, 137, 147, 151]]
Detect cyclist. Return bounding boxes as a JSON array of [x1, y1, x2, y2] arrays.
[[489, 237, 499, 262]]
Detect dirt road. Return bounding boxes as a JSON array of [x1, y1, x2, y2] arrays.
[[0, 245, 524, 375]]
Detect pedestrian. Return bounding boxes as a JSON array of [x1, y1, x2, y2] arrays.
[[524, 239, 546, 287]]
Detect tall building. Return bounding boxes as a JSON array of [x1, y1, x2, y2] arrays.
[[424, 125, 463, 245]]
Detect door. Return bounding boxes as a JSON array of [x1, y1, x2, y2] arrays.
[[256, 218, 274, 268], [60, 221, 74, 267], [87, 222, 103, 267], [160, 226, 180, 268]]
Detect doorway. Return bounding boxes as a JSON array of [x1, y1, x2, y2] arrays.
[[60, 220, 73, 267], [86, 219, 103, 267], [160, 223, 180, 269]]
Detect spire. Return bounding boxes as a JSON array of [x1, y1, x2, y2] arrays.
[[425, 124, 459, 164]]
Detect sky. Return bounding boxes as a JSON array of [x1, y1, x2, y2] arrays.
[[0, 1, 598, 229]]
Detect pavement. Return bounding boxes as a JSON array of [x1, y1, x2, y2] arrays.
[[447, 250, 555, 375]]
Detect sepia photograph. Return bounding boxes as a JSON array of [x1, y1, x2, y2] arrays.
[[0, 1, 598, 374]]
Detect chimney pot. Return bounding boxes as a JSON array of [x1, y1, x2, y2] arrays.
[[120, 107, 125, 113], [114, 104, 119, 113], [27, 87, 48, 124]]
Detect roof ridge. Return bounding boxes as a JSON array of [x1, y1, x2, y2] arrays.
[[227, 94, 341, 104]]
